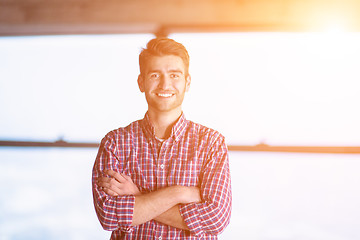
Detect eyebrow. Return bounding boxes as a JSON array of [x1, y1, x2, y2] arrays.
[[169, 69, 184, 74], [147, 69, 184, 74]]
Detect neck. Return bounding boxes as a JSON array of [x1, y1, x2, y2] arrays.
[[147, 109, 182, 139]]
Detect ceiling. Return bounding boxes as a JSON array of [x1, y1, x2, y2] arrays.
[[0, 0, 359, 36]]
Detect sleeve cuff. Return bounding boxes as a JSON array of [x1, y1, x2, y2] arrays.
[[116, 195, 136, 232], [179, 203, 204, 237]]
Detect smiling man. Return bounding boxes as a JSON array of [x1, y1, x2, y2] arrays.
[[92, 37, 232, 239]]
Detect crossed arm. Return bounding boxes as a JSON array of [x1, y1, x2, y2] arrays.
[[96, 169, 201, 229], [93, 133, 232, 235]]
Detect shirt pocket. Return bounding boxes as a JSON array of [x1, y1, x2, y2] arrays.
[[167, 151, 201, 187]]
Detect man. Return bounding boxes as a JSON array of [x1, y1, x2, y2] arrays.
[[92, 37, 232, 239]]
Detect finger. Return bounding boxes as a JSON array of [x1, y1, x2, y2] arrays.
[[97, 177, 122, 191], [101, 180, 122, 196], [97, 173, 138, 196], [96, 177, 110, 187], [97, 176, 114, 186], [106, 169, 127, 183], [121, 173, 133, 182], [102, 187, 118, 197]]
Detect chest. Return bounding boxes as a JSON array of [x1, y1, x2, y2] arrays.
[[120, 138, 207, 192]]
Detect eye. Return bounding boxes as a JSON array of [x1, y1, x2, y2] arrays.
[[170, 73, 180, 79], [149, 73, 160, 79]]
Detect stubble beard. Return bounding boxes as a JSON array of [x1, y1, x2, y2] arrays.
[[146, 92, 185, 114]]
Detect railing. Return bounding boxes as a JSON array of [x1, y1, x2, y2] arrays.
[[0, 140, 98, 148], [1, 140, 359, 154]]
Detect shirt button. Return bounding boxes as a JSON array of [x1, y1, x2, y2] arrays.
[[158, 237, 162, 240], [158, 143, 161, 147], [160, 164, 164, 169]]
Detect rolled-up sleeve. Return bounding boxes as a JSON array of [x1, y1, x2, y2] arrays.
[[179, 136, 232, 237], [92, 132, 135, 232]]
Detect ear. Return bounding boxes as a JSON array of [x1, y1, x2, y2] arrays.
[[185, 74, 191, 92], [138, 74, 145, 93]]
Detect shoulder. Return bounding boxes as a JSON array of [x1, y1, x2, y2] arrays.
[[102, 120, 142, 143], [187, 120, 225, 145]]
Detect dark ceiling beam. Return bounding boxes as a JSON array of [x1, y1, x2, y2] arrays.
[[0, 0, 359, 36]]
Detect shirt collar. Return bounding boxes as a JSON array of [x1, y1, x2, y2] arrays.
[[141, 112, 188, 142]]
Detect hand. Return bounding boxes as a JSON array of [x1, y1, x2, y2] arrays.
[[97, 169, 141, 197]]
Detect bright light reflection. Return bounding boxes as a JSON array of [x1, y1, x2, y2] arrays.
[[1, 33, 360, 146], [324, 22, 348, 33], [172, 32, 360, 146]]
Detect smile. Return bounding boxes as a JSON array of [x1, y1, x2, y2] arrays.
[[156, 93, 174, 98]]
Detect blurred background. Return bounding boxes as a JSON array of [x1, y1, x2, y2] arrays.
[[1, 1, 360, 239]]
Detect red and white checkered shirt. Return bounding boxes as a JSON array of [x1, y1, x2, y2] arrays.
[[92, 113, 232, 239]]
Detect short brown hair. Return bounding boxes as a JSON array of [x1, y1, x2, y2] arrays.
[[139, 37, 190, 76]]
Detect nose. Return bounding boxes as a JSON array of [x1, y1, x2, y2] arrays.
[[158, 74, 171, 89]]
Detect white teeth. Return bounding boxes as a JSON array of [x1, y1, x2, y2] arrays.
[[157, 93, 173, 97]]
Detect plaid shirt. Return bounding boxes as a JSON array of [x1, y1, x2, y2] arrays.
[[92, 113, 232, 239]]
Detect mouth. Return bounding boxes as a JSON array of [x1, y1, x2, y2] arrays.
[[156, 93, 175, 98]]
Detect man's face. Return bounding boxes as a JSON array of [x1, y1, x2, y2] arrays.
[[138, 55, 191, 115]]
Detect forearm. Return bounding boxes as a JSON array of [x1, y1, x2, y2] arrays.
[[131, 186, 180, 226], [131, 186, 200, 226], [154, 205, 189, 230]]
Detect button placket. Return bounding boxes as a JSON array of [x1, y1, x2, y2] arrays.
[[157, 140, 167, 187]]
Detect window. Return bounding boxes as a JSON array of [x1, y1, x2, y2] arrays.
[[1, 33, 360, 240]]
